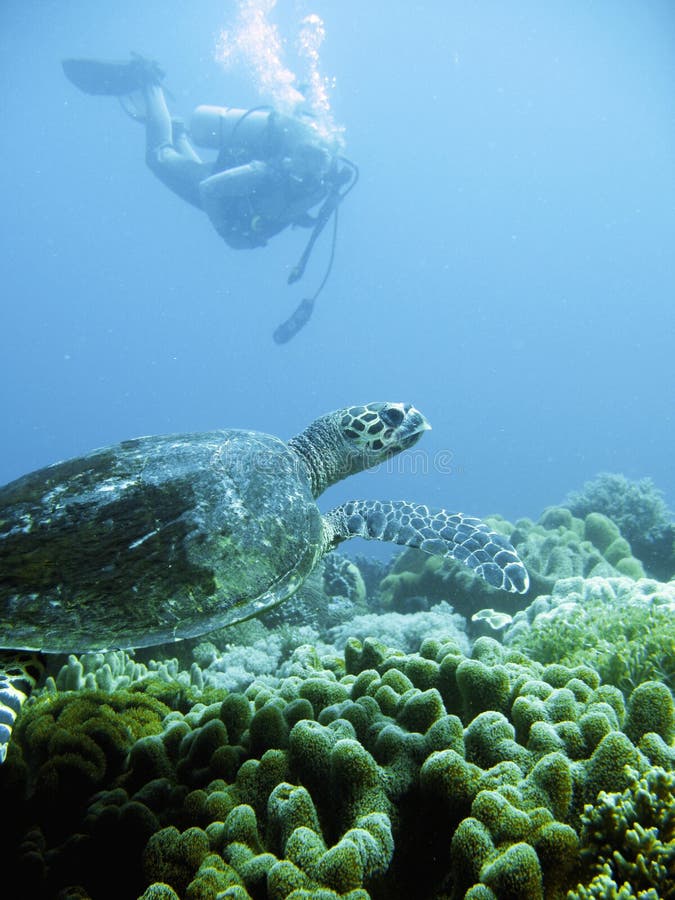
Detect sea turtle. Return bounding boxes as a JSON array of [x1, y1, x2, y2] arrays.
[[0, 402, 528, 761]]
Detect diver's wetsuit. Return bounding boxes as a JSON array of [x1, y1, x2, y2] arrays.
[[62, 54, 357, 340], [142, 81, 334, 249], [144, 87, 210, 211]]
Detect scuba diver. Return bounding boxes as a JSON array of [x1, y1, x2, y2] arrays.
[[62, 53, 358, 342]]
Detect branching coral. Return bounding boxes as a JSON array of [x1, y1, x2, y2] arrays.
[[570, 766, 674, 899]]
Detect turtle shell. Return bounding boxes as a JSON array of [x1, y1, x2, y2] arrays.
[[0, 431, 322, 652]]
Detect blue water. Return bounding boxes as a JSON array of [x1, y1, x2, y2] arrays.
[[2, 1, 674, 560]]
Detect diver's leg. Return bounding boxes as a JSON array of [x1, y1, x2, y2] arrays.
[[142, 83, 209, 209], [199, 161, 276, 230], [172, 119, 201, 163], [143, 82, 173, 152]]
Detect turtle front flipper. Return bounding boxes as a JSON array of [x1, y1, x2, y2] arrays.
[[0, 652, 45, 763], [323, 500, 529, 594]]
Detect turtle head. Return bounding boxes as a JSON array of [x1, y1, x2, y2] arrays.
[[337, 402, 431, 463], [289, 402, 431, 497]]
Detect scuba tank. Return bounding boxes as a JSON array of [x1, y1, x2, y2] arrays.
[[191, 104, 321, 164], [190, 104, 273, 158]]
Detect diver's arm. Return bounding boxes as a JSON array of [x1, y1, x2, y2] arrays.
[[199, 160, 274, 201], [199, 161, 280, 249]]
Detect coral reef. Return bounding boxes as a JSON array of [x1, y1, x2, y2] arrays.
[[2, 608, 673, 899], [512, 509, 646, 594], [374, 508, 647, 624], [504, 576, 675, 698], [328, 601, 469, 656], [568, 766, 674, 899], [2, 480, 673, 899], [564, 473, 674, 581], [564, 474, 671, 546]]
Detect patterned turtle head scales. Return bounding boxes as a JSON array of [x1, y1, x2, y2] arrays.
[[289, 402, 431, 497]]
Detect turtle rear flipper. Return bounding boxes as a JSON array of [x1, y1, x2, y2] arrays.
[[323, 500, 529, 594], [62, 54, 164, 96], [0, 652, 45, 763]]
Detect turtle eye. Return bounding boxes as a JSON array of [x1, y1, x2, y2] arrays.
[[380, 406, 404, 428]]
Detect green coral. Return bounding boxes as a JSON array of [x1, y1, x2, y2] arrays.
[[375, 509, 647, 625], [570, 766, 674, 900], [481, 842, 544, 900], [456, 658, 511, 719], [565, 473, 671, 545], [564, 473, 674, 580], [624, 681, 674, 745], [143, 825, 213, 895], [14, 689, 168, 801], [505, 577, 675, 696], [512, 509, 645, 595], [213, 745, 393, 897], [3, 604, 674, 900], [584, 732, 647, 805], [138, 885, 181, 900]]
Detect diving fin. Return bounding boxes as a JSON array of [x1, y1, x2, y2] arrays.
[[62, 54, 164, 96]]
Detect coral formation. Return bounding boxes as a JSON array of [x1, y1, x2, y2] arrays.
[[564, 474, 671, 547], [2, 606, 673, 899], [1, 478, 673, 899], [569, 766, 674, 899], [374, 508, 648, 623], [504, 576, 675, 697], [328, 601, 469, 656], [564, 473, 674, 580]]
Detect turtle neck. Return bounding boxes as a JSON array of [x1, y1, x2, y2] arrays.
[[288, 413, 356, 498]]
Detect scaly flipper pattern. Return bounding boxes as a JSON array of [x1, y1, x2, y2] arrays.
[[0, 652, 45, 762], [325, 500, 529, 593]]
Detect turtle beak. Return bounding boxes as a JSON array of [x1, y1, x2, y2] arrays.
[[404, 405, 432, 436], [398, 404, 431, 448]]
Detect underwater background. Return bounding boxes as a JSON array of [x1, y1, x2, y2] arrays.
[[1, 3, 674, 900], [2, 0, 674, 540]]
